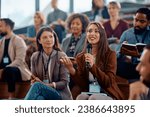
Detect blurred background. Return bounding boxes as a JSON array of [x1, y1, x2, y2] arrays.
[[0, 0, 150, 32]]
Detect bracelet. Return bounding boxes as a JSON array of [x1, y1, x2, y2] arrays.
[[52, 82, 56, 89]]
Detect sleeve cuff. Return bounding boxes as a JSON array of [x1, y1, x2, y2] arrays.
[[52, 82, 56, 89]]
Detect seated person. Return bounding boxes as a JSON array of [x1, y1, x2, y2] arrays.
[[61, 13, 89, 57], [83, 0, 109, 23], [0, 18, 30, 99], [116, 8, 150, 82], [60, 22, 125, 100], [103, 1, 129, 51], [129, 44, 150, 100], [19, 11, 45, 68], [61, 13, 89, 99], [19, 11, 45, 45], [47, 0, 67, 43], [24, 26, 72, 100]]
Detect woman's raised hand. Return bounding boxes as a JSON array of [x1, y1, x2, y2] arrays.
[[60, 56, 76, 75]]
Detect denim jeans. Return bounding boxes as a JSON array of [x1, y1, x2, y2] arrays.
[[24, 82, 62, 100]]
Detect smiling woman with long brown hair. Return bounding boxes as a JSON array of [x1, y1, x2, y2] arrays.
[[60, 22, 124, 100]]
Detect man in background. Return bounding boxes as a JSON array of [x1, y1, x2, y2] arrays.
[[47, 0, 67, 43], [129, 44, 150, 100], [116, 8, 150, 82], [0, 18, 30, 99]]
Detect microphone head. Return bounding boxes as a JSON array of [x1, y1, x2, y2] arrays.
[[86, 43, 92, 53], [86, 43, 92, 69], [87, 43, 92, 49]]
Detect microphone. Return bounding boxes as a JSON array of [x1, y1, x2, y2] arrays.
[[86, 43, 92, 69]]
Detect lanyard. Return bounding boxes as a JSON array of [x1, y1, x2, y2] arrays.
[[135, 31, 147, 43], [42, 52, 51, 79]]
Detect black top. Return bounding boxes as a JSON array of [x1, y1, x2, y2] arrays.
[[66, 35, 80, 57], [83, 6, 110, 21], [0, 39, 11, 69]]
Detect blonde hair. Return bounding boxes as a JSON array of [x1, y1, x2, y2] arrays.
[[108, 1, 121, 9], [34, 11, 45, 25]]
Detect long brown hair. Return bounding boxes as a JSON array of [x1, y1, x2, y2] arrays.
[[86, 22, 109, 65]]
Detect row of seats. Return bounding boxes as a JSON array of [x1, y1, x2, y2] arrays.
[[0, 75, 129, 100], [0, 81, 30, 99]]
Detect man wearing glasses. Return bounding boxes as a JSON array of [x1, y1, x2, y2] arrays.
[[116, 8, 150, 82]]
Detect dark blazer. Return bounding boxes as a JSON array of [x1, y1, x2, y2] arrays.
[[31, 50, 73, 100], [70, 49, 125, 100]]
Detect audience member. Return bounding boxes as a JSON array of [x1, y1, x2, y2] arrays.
[[60, 22, 124, 100], [129, 44, 150, 100], [61, 13, 89, 57], [116, 8, 150, 82], [103, 1, 129, 51], [61, 13, 89, 99], [22, 11, 45, 68], [24, 26, 72, 100], [47, 0, 67, 43], [0, 18, 30, 99], [83, 0, 109, 23], [19, 11, 45, 45]]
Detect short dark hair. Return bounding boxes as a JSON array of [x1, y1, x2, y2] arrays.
[[1, 18, 15, 30], [136, 8, 150, 21]]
